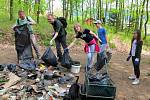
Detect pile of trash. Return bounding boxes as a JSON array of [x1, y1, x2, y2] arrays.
[[0, 61, 77, 100]]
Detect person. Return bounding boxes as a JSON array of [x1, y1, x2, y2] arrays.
[[47, 14, 68, 62], [126, 29, 143, 85], [94, 20, 108, 53], [13, 10, 40, 59], [68, 23, 101, 71]]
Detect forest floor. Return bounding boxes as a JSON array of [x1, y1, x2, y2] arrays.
[[0, 32, 150, 100], [0, 43, 150, 100]]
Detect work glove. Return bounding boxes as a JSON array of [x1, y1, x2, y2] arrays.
[[50, 40, 53, 46], [134, 58, 139, 66], [126, 55, 131, 61], [64, 48, 69, 53]]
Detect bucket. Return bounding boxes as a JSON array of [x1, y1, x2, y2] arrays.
[[71, 63, 81, 74]]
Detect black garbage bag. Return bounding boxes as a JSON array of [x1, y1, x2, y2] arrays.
[[41, 47, 58, 67], [95, 52, 106, 71], [19, 60, 37, 71], [14, 24, 33, 61], [61, 52, 72, 69], [7, 64, 17, 72], [0, 64, 6, 71]]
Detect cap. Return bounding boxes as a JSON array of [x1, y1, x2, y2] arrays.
[[94, 20, 102, 24]]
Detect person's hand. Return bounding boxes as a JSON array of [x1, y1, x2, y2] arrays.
[[134, 58, 139, 65], [50, 40, 53, 46], [126, 55, 131, 61], [64, 48, 69, 53]]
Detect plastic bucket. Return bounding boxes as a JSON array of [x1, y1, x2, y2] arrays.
[[71, 63, 81, 74]]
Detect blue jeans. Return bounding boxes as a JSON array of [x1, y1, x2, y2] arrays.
[[100, 44, 108, 53], [86, 44, 96, 69]]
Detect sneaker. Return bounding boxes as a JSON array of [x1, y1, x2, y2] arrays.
[[132, 78, 140, 85], [128, 75, 136, 80]]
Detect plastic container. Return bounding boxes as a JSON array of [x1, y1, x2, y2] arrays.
[[71, 63, 81, 74]]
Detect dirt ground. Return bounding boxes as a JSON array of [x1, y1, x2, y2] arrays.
[[0, 44, 150, 100]]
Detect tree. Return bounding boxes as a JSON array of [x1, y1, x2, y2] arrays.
[[35, 0, 40, 23], [144, 0, 149, 39], [139, 0, 146, 31], [10, 0, 13, 20]]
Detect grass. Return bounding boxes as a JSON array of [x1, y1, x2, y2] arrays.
[[0, 14, 149, 51]]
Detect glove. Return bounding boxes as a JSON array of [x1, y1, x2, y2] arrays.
[[64, 48, 69, 53], [126, 55, 131, 61], [134, 58, 139, 65], [50, 40, 53, 46]]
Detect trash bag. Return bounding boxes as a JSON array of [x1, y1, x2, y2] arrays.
[[14, 24, 33, 61], [0, 64, 6, 71], [41, 47, 58, 67], [95, 52, 106, 71], [61, 52, 72, 69], [19, 60, 37, 71], [7, 64, 17, 72]]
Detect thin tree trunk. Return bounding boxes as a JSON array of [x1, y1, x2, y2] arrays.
[[89, 0, 92, 19], [75, 0, 78, 22], [140, 0, 146, 31], [115, 0, 118, 33], [35, 0, 40, 24], [144, 0, 149, 39], [10, 0, 13, 20], [97, 0, 100, 19], [51, 0, 53, 15], [135, 0, 139, 29], [100, 0, 102, 19], [82, 0, 84, 24]]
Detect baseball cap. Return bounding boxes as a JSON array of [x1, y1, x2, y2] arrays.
[[94, 20, 102, 24]]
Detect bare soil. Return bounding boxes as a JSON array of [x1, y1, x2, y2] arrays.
[[0, 44, 150, 100]]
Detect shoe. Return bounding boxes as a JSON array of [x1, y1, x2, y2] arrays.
[[128, 75, 136, 80], [132, 78, 140, 85]]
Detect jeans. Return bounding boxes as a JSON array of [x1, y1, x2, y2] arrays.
[[132, 56, 140, 78], [86, 44, 96, 69], [55, 35, 68, 59], [30, 34, 40, 59], [100, 44, 108, 53]]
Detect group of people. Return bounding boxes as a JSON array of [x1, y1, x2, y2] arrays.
[[13, 10, 143, 85]]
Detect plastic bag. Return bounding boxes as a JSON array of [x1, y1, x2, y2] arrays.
[[95, 51, 106, 71], [61, 52, 72, 69], [19, 60, 37, 71], [41, 47, 58, 67]]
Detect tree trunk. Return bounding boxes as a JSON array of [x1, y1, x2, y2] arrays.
[[89, 0, 92, 19], [35, 0, 40, 24], [135, 0, 139, 29], [140, 0, 146, 31], [63, 0, 66, 17], [100, 0, 102, 19], [51, 0, 53, 15], [10, 0, 13, 20], [115, 0, 118, 33], [82, 0, 84, 23], [144, 0, 149, 39], [97, 0, 100, 19], [75, 0, 78, 22]]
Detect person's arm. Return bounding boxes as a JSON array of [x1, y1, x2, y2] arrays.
[[89, 31, 102, 42], [50, 32, 59, 43], [27, 16, 36, 25], [68, 38, 77, 49], [50, 20, 61, 45]]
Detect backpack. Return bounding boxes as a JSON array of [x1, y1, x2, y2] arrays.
[[57, 17, 67, 28], [17, 16, 30, 25]]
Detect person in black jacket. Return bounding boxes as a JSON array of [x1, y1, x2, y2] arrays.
[[47, 14, 68, 62], [127, 29, 143, 85]]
